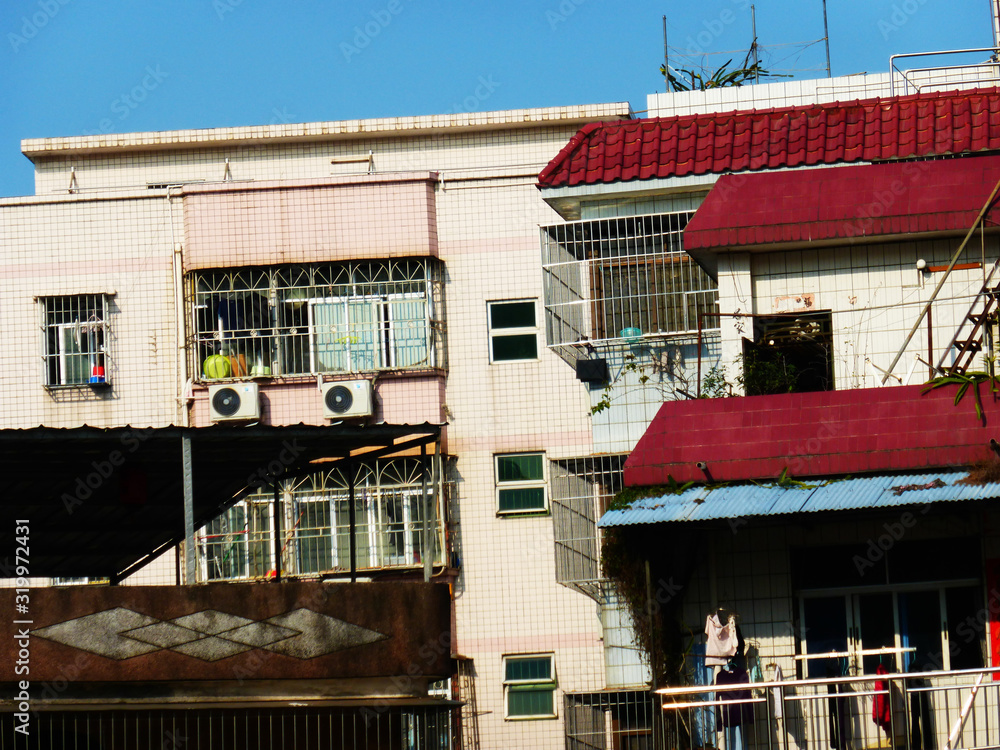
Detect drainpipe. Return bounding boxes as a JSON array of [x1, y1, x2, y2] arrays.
[[167, 185, 190, 427]]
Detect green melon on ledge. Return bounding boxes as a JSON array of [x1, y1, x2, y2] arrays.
[[203, 354, 232, 379]]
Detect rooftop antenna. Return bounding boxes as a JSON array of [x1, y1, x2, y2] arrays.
[[993, 0, 1000, 54], [662, 15, 670, 92], [751, 5, 759, 84], [822, 0, 832, 77]]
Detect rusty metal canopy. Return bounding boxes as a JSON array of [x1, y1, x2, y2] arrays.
[[0, 423, 441, 581]]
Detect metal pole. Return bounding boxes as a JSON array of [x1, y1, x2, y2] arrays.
[[882, 176, 1000, 382], [822, 0, 832, 77], [927, 306, 934, 381], [422, 443, 431, 582], [348, 460, 357, 582], [751, 5, 759, 84], [272, 478, 282, 581], [182, 433, 195, 584], [662, 16, 670, 93]]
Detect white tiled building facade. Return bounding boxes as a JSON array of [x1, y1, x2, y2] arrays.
[[2, 104, 644, 748]]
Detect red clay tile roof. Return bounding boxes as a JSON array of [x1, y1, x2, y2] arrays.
[[683, 154, 1000, 251], [537, 87, 1000, 189]]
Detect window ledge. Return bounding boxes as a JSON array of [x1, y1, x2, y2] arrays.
[[497, 510, 550, 518], [45, 381, 112, 390]]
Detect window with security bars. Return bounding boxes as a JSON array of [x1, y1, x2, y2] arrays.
[[540, 212, 719, 347], [504, 654, 556, 719], [496, 453, 546, 515], [188, 259, 441, 381], [196, 457, 445, 581], [41, 294, 110, 386]]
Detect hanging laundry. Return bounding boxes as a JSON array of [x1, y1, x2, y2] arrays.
[[705, 612, 738, 666], [716, 665, 754, 750], [872, 663, 892, 732], [771, 665, 783, 720]]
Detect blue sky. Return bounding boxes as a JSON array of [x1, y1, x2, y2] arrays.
[[0, 0, 992, 197]]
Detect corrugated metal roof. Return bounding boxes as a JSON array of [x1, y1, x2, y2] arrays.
[[598, 472, 1000, 528]]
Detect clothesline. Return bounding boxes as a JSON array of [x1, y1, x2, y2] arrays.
[[793, 646, 916, 661]]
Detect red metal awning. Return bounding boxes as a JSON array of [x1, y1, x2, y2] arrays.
[[683, 154, 1000, 254]]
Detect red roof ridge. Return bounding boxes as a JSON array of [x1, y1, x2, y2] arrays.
[[537, 86, 1000, 189]]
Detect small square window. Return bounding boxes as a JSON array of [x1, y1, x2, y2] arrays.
[[496, 453, 546, 515], [489, 300, 538, 362], [503, 654, 556, 719], [41, 294, 110, 387]]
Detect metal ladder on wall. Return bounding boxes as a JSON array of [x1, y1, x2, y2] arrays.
[[454, 656, 482, 750], [882, 176, 1000, 383], [935, 258, 1000, 376]]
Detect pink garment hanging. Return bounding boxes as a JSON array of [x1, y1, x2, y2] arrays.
[[705, 613, 738, 666]]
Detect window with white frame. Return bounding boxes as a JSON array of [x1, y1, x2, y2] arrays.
[[189, 260, 440, 381], [496, 453, 547, 515], [41, 294, 110, 386], [503, 654, 557, 719], [488, 300, 538, 362], [197, 458, 444, 581], [794, 536, 984, 677]]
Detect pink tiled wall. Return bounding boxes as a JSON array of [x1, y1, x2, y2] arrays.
[[625, 384, 1000, 486], [189, 373, 445, 428], [182, 174, 438, 271]]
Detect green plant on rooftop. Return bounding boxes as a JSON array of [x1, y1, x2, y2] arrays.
[[922, 370, 1000, 423], [659, 50, 791, 92]]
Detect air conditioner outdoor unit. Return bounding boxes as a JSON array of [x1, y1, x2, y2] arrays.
[[322, 380, 373, 419], [209, 382, 261, 422]]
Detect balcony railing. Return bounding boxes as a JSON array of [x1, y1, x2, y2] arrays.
[[654, 666, 1000, 750]]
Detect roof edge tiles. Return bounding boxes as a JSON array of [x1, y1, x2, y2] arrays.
[[21, 103, 635, 158], [537, 87, 1000, 189]]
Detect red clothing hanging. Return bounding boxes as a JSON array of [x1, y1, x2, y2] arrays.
[[872, 663, 892, 731]]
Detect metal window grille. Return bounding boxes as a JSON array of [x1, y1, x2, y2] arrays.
[[197, 457, 447, 581], [550, 455, 625, 602], [0, 706, 458, 749], [188, 259, 443, 381], [41, 294, 110, 386], [564, 690, 662, 750], [540, 213, 718, 351]]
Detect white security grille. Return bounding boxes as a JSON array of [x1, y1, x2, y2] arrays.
[[550, 455, 625, 601], [188, 259, 443, 381], [540, 213, 718, 349], [198, 457, 447, 581], [41, 294, 110, 386]]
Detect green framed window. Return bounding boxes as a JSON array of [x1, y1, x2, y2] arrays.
[[496, 453, 546, 515], [504, 654, 556, 719], [489, 300, 538, 362]]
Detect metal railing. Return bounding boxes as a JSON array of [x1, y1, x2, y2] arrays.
[[889, 48, 1000, 97], [656, 665, 1000, 750]]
